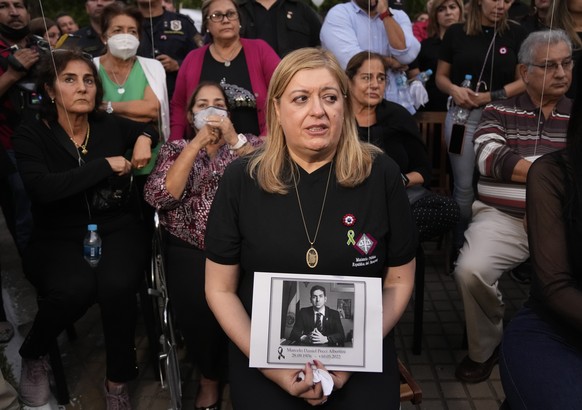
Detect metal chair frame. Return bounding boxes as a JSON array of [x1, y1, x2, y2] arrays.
[[148, 211, 182, 409]]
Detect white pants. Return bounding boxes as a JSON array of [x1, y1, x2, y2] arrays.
[[454, 201, 529, 362]]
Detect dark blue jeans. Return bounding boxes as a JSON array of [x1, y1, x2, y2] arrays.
[[500, 307, 582, 409]]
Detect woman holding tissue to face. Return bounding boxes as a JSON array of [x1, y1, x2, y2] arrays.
[[144, 81, 262, 409], [204, 48, 417, 409]]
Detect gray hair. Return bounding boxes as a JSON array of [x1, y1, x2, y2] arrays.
[[518, 29, 573, 66]]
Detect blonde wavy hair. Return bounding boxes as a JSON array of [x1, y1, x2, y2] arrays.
[[248, 48, 381, 194], [550, 0, 582, 49]]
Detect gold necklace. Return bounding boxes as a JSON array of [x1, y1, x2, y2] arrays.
[[292, 161, 333, 269], [70, 123, 90, 155], [211, 43, 241, 67]]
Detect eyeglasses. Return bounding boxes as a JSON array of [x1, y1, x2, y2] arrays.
[[529, 59, 574, 74], [206, 10, 238, 22]]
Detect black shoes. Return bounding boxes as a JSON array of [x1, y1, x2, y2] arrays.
[[455, 347, 499, 383]]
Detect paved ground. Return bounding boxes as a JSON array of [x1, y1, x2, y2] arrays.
[[0, 214, 527, 410]]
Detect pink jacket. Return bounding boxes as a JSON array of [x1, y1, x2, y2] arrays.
[[169, 38, 280, 140]]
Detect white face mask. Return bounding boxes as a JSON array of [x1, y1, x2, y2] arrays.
[[193, 106, 228, 130], [107, 33, 140, 60]]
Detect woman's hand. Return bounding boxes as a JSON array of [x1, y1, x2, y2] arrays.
[[329, 369, 352, 391], [450, 85, 479, 109], [131, 135, 153, 170], [303, 360, 338, 407], [472, 91, 492, 107], [205, 114, 238, 146], [260, 362, 325, 402], [105, 156, 132, 175], [190, 125, 220, 151]]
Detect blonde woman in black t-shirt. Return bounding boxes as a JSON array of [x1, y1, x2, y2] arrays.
[[205, 48, 417, 410]]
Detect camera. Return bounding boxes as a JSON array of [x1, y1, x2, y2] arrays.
[[29, 35, 51, 55]]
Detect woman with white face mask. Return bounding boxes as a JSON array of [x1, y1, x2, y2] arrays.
[[144, 82, 263, 409], [93, 3, 170, 291], [94, 2, 169, 145]]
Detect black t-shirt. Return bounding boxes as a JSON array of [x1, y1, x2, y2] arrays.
[[205, 155, 417, 314], [137, 11, 200, 98], [439, 22, 527, 92], [251, 0, 279, 53], [519, 12, 548, 34], [205, 154, 417, 408], [415, 36, 448, 112], [357, 100, 431, 184], [200, 48, 260, 136], [67, 26, 106, 57]]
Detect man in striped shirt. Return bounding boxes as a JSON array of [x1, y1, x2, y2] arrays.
[[453, 30, 573, 383]]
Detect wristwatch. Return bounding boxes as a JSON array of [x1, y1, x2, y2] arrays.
[[106, 101, 114, 114], [228, 133, 248, 151], [379, 9, 394, 20]]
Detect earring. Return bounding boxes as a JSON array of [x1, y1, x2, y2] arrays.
[[51, 98, 55, 104]]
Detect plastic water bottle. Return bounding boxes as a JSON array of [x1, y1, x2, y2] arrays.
[[84, 224, 102, 268], [395, 72, 414, 112], [450, 74, 473, 125], [411, 69, 433, 85]]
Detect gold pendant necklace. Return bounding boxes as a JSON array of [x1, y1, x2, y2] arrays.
[[292, 161, 333, 269], [69, 123, 90, 155]]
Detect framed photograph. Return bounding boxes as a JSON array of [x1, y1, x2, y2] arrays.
[[250, 272, 383, 372]]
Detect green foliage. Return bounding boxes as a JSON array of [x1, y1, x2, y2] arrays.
[[180, 0, 203, 8], [28, 1, 90, 28]]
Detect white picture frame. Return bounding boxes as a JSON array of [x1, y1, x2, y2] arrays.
[[250, 272, 383, 372]]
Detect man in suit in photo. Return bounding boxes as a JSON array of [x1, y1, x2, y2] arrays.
[[289, 285, 345, 347]]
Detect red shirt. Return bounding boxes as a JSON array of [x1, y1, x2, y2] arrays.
[[0, 38, 16, 149]]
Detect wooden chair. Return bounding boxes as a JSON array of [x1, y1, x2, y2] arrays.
[[411, 111, 453, 354], [415, 111, 450, 194], [399, 358, 423, 404]]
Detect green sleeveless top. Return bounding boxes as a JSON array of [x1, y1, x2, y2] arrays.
[[100, 61, 160, 175]]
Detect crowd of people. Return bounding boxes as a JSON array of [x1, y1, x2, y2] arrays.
[[0, 0, 581, 409]]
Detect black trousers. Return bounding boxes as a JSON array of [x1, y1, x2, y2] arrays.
[[163, 231, 227, 380], [19, 217, 147, 382]]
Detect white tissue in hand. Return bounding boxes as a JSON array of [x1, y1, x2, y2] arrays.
[[298, 368, 335, 396], [409, 80, 429, 109]]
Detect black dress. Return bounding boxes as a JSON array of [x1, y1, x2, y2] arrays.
[[205, 155, 417, 409]]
